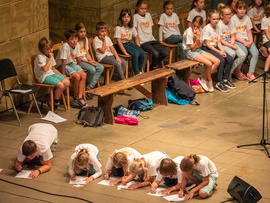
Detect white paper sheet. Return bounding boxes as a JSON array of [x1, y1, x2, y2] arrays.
[[15, 170, 33, 179], [117, 181, 137, 190], [11, 89, 32, 93], [41, 111, 67, 123], [163, 194, 185, 201], [69, 176, 88, 184], [147, 187, 166, 196], [97, 177, 118, 186]]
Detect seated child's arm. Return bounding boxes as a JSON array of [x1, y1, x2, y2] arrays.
[[220, 35, 236, 50], [128, 180, 151, 190], [235, 35, 249, 46], [42, 53, 54, 72], [134, 35, 141, 47], [76, 56, 81, 66], [247, 29, 254, 46], [203, 20, 206, 28], [60, 59, 67, 76], [85, 52, 97, 66], [109, 46, 121, 63], [52, 67, 64, 76], [116, 38, 129, 56], [14, 158, 23, 171], [97, 37, 107, 54], [205, 40, 222, 55], [190, 30, 202, 51], [28, 159, 52, 179], [159, 25, 164, 43], [217, 40, 227, 57], [250, 17, 260, 32]]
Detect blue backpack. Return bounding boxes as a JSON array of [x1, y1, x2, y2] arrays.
[[128, 98, 153, 111]]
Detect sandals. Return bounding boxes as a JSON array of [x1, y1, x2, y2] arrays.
[[75, 97, 88, 107]]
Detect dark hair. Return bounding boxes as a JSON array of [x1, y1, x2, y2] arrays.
[[75, 22, 86, 32], [159, 158, 177, 176], [190, 0, 201, 11], [163, 0, 173, 9], [249, 0, 264, 9], [22, 140, 37, 156], [135, 0, 148, 14], [117, 8, 133, 28], [235, 0, 248, 10], [38, 37, 54, 53], [64, 30, 78, 40], [96, 21, 108, 31], [265, 3, 270, 18], [180, 154, 201, 173], [192, 15, 203, 26], [227, 0, 234, 7]]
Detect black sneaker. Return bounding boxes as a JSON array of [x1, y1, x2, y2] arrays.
[[223, 79, 236, 89], [216, 82, 229, 92], [261, 76, 268, 83], [54, 100, 60, 112]]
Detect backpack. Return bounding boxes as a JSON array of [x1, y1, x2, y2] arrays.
[[115, 116, 138, 126], [167, 75, 196, 103], [115, 105, 139, 117], [76, 106, 104, 127], [189, 79, 205, 94], [166, 88, 190, 105], [128, 98, 153, 111]]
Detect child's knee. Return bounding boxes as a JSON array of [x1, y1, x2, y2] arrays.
[[72, 73, 80, 80], [80, 71, 87, 80], [57, 82, 65, 89], [268, 48, 270, 53], [64, 78, 70, 86], [199, 190, 209, 199]]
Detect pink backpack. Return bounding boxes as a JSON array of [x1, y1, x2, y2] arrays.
[[115, 116, 138, 126]]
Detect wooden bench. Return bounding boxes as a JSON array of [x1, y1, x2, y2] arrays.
[[87, 68, 175, 124], [165, 60, 199, 84]]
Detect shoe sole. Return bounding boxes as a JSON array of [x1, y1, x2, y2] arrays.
[[215, 85, 229, 93], [224, 84, 236, 89], [247, 78, 257, 82]]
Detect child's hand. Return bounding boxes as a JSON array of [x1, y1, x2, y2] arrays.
[[150, 182, 157, 193], [49, 53, 54, 58], [184, 190, 194, 201], [70, 174, 76, 181], [231, 44, 238, 50], [88, 59, 97, 66], [128, 183, 138, 190], [220, 50, 226, 57], [109, 178, 121, 186], [84, 176, 94, 184], [243, 41, 249, 47], [248, 41, 253, 48], [28, 170, 39, 178], [104, 173, 109, 180], [121, 177, 128, 185], [178, 189, 184, 198], [160, 41, 165, 45], [116, 57, 121, 63], [161, 188, 172, 195], [14, 160, 22, 171]]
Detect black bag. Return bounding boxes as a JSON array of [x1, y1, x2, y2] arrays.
[[128, 98, 153, 111], [76, 106, 104, 127], [167, 75, 196, 103]]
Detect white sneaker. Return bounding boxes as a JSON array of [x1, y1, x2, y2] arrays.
[[198, 77, 209, 92], [208, 80, 214, 93]]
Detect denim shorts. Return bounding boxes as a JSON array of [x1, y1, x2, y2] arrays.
[[43, 74, 65, 86], [64, 63, 83, 76], [186, 48, 205, 60], [193, 170, 217, 195]]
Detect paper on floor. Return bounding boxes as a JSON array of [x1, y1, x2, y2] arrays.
[[41, 111, 67, 123], [11, 89, 32, 93], [69, 176, 88, 184], [147, 187, 166, 196], [97, 177, 118, 186], [163, 194, 185, 201], [117, 181, 137, 190], [15, 170, 33, 179]]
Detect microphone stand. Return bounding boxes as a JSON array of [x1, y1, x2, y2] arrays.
[[237, 71, 270, 158]]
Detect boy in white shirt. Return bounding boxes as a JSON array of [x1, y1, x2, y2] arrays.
[[14, 123, 58, 178], [34, 37, 70, 111], [56, 30, 88, 107], [93, 21, 126, 81]]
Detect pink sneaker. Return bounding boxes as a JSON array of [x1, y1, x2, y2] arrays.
[[247, 73, 257, 82], [259, 46, 269, 58], [233, 70, 247, 81]]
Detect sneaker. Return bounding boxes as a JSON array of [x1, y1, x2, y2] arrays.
[[259, 46, 269, 58], [233, 70, 247, 81], [198, 77, 209, 92], [54, 100, 60, 112], [216, 82, 229, 92], [261, 76, 268, 83], [223, 79, 236, 89], [207, 80, 214, 93], [247, 73, 257, 82]]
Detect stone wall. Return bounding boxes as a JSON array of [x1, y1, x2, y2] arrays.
[[0, 0, 49, 111]]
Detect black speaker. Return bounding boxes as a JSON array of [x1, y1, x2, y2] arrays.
[[227, 176, 262, 203]]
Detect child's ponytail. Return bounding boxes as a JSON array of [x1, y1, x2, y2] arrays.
[[190, 0, 199, 11], [129, 158, 150, 181], [73, 148, 90, 174], [111, 151, 128, 171], [180, 154, 200, 172]]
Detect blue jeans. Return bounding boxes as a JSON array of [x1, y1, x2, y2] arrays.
[[114, 42, 145, 75], [81, 62, 104, 88], [165, 34, 186, 60], [235, 41, 259, 74]]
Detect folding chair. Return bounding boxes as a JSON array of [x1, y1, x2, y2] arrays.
[[0, 58, 42, 126]]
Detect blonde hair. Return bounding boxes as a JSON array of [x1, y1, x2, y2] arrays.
[[38, 37, 53, 54], [111, 151, 128, 171], [235, 0, 248, 10], [73, 148, 91, 174], [129, 158, 150, 181], [180, 154, 201, 173], [265, 3, 270, 18], [159, 158, 177, 176], [217, 3, 230, 15]]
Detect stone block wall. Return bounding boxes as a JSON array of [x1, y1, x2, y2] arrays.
[[0, 0, 49, 111]]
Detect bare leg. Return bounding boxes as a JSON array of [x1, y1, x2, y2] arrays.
[[54, 82, 65, 100], [202, 52, 220, 73], [193, 54, 213, 81]]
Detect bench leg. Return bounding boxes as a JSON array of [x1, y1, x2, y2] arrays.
[[98, 94, 114, 124], [152, 77, 168, 105], [176, 68, 191, 84]]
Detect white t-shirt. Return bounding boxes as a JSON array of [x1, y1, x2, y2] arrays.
[[93, 36, 114, 62], [194, 155, 218, 179], [78, 38, 89, 61], [34, 53, 56, 83], [17, 123, 58, 162], [247, 7, 264, 24], [202, 24, 219, 47], [230, 14, 253, 40], [156, 156, 184, 183], [261, 16, 270, 44], [68, 144, 102, 179], [182, 27, 203, 50], [114, 26, 138, 44], [133, 12, 156, 44], [216, 20, 235, 43], [55, 42, 81, 67], [158, 12, 181, 40], [187, 9, 206, 23], [105, 147, 141, 172], [142, 151, 168, 177]]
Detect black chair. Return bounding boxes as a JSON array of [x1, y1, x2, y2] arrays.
[[0, 58, 42, 126]]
